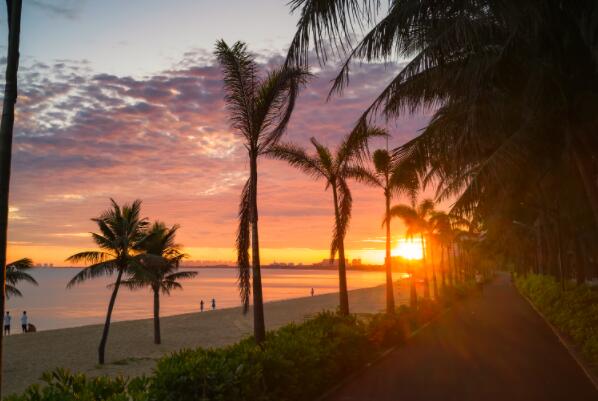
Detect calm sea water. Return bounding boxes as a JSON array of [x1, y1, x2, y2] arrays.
[[5, 267, 392, 331]]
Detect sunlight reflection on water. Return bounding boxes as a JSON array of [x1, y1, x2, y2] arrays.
[[6, 268, 401, 331]]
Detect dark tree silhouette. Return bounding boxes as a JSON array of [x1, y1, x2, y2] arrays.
[[66, 199, 148, 364]]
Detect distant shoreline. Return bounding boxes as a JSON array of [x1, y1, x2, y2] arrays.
[[37, 264, 408, 272]]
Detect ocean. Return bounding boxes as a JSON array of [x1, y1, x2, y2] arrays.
[[5, 267, 398, 331]]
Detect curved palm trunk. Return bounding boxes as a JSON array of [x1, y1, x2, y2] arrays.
[[0, 1, 22, 396], [384, 192, 395, 313], [250, 155, 266, 343], [420, 233, 430, 299], [153, 286, 161, 345], [98, 267, 124, 364], [332, 184, 349, 315]]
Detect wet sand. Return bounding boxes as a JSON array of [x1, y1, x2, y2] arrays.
[[3, 281, 411, 396]]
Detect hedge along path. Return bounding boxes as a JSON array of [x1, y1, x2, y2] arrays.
[[3, 280, 415, 396]]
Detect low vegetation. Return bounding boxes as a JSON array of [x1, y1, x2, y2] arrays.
[[5, 291, 477, 401], [516, 274, 598, 364]]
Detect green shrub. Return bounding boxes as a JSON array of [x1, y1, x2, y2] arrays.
[[367, 312, 409, 347], [4, 368, 150, 401], [149, 312, 373, 401], [516, 274, 598, 364]]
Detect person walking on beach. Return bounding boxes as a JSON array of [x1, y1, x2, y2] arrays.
[[21, 311, 28, 333], [311, 288, 314, 297], [211, 298, 216, 310], [4, 311, 11, 336], [200, 300, 204, 312]]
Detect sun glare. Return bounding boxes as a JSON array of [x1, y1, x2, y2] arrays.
[[392, 238, 424, 260]]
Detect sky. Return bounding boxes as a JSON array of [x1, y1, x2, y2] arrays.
[[4, 0, 431, 266]]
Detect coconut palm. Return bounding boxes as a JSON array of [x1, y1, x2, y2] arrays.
[[0, 1, 23, 394], [5, 258, 38, 299], [120, 222, 196, 345], [66, 199, 148, 364], [390, 199, 435, 306], [271, 124, 385, 315], [429, 211, 453, 290], [214, 40, 310, 343], [363, 148, 418, 313]]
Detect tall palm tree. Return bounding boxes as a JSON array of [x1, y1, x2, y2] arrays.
[[364, 148, 418, 313], [214, 40, 310, 344], [271, 124, 385, 315], [390, 199, 435, 306], [0, 1, 23, 395], [66, 199, 148, 364], [5, 258, 38, 298], [121, 222, 196, 345]]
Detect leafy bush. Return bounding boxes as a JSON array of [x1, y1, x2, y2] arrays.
[[4, 368, 150, 401], [150, 312, 372, 401], [516, 274, 598, 364], [8, 299, 458, 401]]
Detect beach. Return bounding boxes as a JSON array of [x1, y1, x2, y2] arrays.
[[3, 280, 412, 396]]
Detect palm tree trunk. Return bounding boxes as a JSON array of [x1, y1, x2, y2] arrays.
[[570, 134, 598, 227], [440, 245, 446, 291], [384, 192, 395, 313], [420, 233, 430, 299], [431, 241, 438, 300], [153, 286, 161, 345], [332, 183, 349, 315], [409, 260, 417, 309], [250, 154, 266, 343], [0, 2, 22, 395], [98, 266, 124, 364]]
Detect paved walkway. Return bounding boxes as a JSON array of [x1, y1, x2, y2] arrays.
[[326, 274, 598, 401]]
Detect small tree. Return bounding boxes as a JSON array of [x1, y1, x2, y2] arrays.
[[66, 199, 148, 364], [122, 222, 196, 344]]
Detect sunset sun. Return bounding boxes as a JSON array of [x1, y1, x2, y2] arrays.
[[391, 238, 424, 260]]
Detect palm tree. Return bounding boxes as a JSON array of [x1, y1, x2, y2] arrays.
[[5, 258, 38, 298], [66, 199, 148, 364], [390, 199, 435, 306], [271, 124, 385, 315], [121, 222, 196, 345], [214, 40, 310, 344], [429, 211, 453, 291], [364, 148, 418, 313], [0, 1, 23, 395]]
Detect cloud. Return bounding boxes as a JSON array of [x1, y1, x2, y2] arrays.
[[29, 0, 85, 19], [7, 48, 428, 262]]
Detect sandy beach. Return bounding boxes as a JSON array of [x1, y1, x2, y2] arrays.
[[3, 281, 412, 396]]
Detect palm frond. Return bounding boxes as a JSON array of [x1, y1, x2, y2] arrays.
[[5, 285, 22, 299], [215, 40, 258, 142], [66, 251, 114, 265], [255, 66, 311, 153], [286, 0, 381, 67], [269, 142, 327, 180], [66, 260, 118, 288]]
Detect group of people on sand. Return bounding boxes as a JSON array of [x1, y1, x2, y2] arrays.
[[3, 311, 31, 335], [199, 298, 216, 312]]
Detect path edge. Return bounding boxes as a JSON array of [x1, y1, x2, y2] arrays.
[[516, 285, 598, 392], [313, 306, 450, 401]]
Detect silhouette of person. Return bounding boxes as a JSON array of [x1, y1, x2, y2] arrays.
[[311, 288, 314, 297], [211, 298, 216, 310], [200, 300, 204, 312], [3, 311, 10, 336], [21, 311, 28, 333]]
